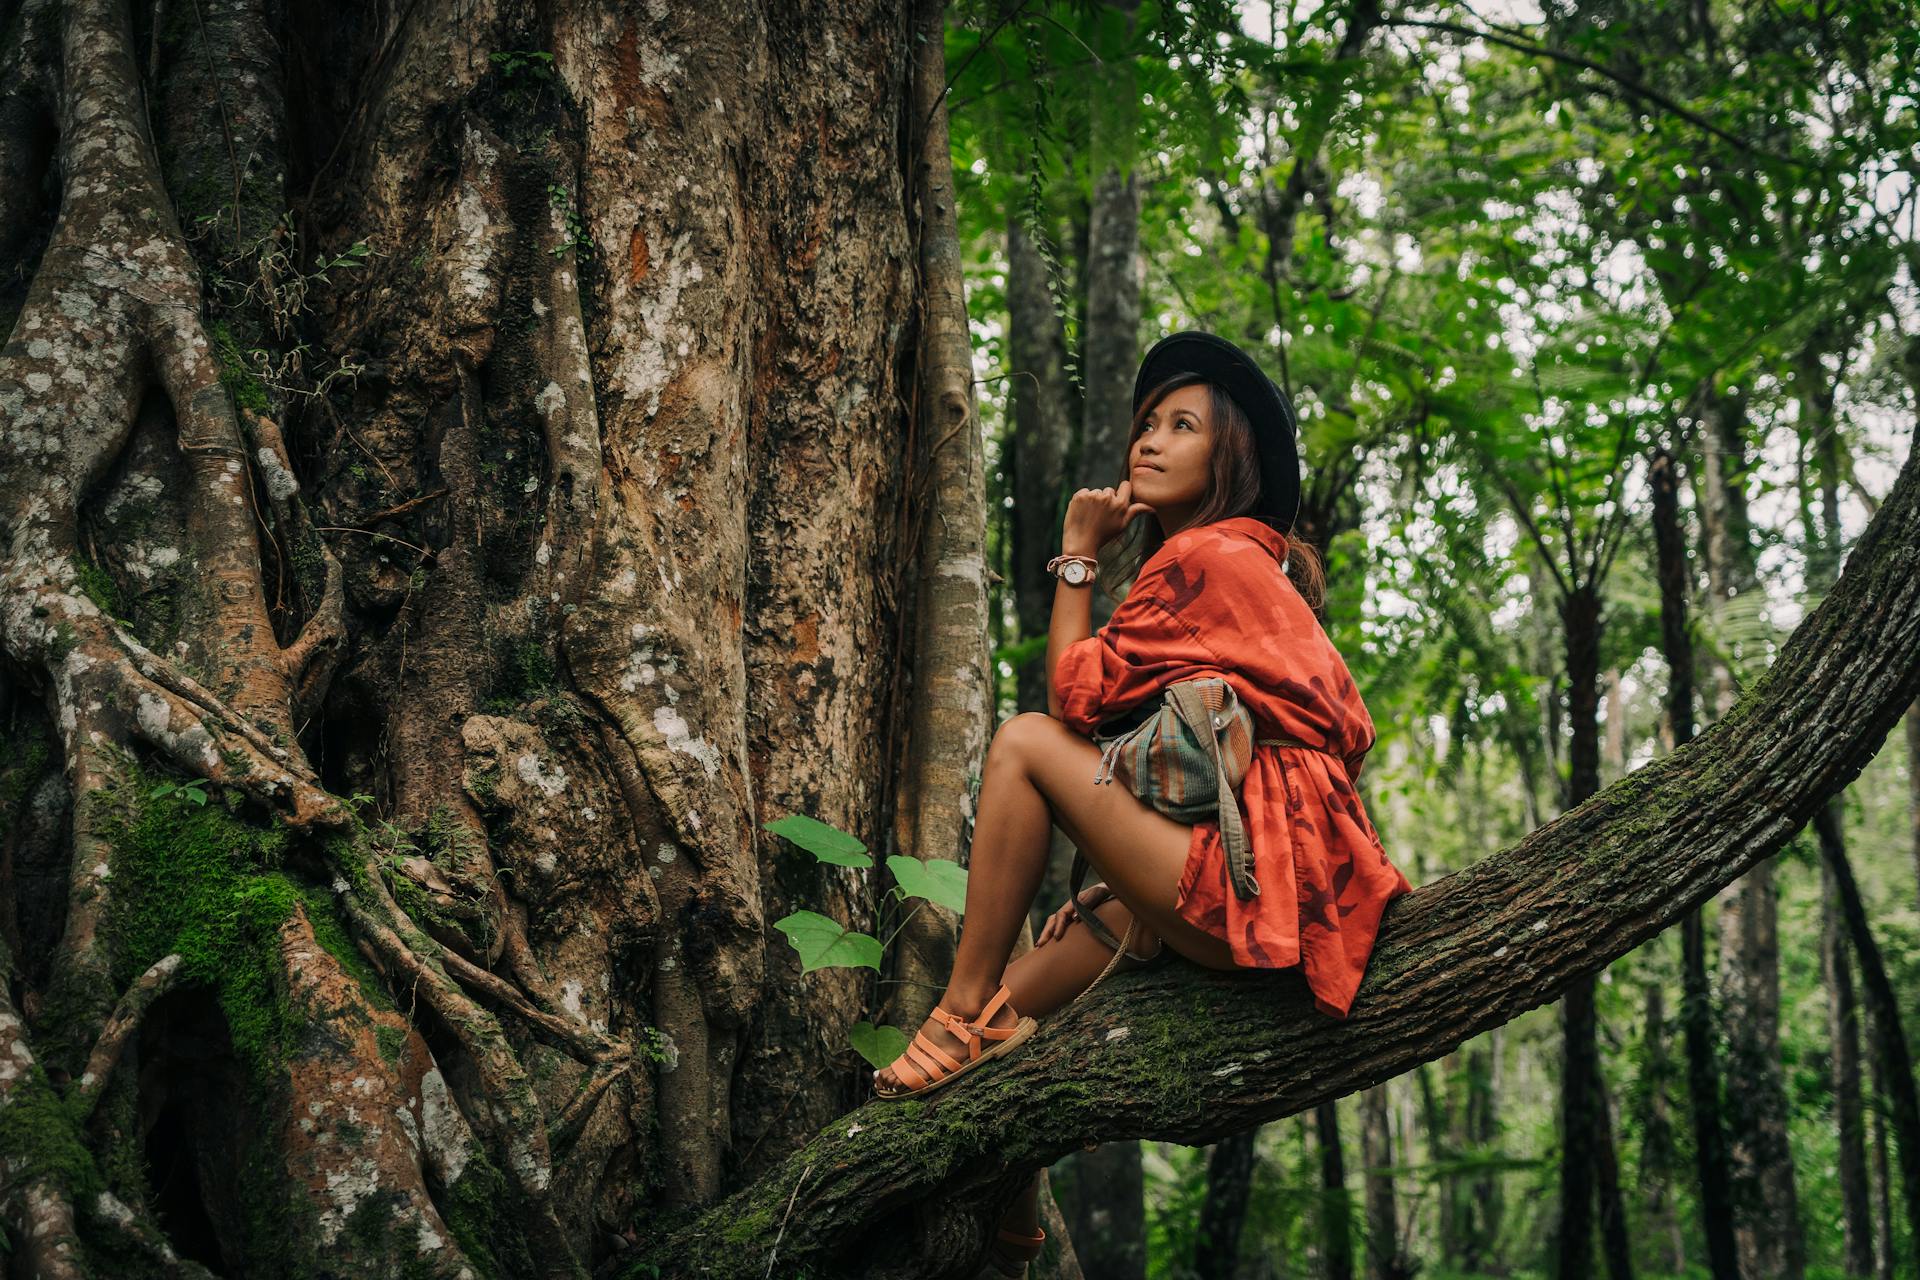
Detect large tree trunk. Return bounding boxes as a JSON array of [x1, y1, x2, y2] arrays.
[[0, 0, 949, 1273], [1651, 445, 1741, 1279], [633, 425, 1920, 1276]]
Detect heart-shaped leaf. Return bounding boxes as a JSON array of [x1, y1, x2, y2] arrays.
[[849, 1020, 910, 1070], [887, 855, 968, 915], [764, 814, 872, 868], [773, 910, 882, 973]]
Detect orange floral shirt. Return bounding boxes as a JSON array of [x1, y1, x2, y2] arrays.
[[1051, 516, 1411, 1017]]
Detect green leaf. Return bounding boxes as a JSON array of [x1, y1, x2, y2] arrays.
[[773, 911, 882, 973], [886, 855, 968, 915], [763, 814, 872, 868], [849, 1020, 910, 1070]]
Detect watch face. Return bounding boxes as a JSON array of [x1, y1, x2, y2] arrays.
[[1065, 561, 1089, 584]]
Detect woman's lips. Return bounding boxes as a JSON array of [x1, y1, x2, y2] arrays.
[[1132, 464, 1162, 473]]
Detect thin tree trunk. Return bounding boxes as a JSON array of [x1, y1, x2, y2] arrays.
[[1822, 832, 1876, 1277], [1637, 978, 1686, 1275], [1803, 329, 1875, 1279], [1194, 1130, 1259, 1280], [1072, 0, 1143, 607], [1909, 701, 1920, 912], [1416, 1058, 1457, 1266], [891, 0, 996, 1040], [1058, 1141, 1148, 1280], [1361, 1083, 1411, 1280], [1556, 582, 1631, 1280], [1008, 211, 1076, 716], [1815, 803, 1920, 1275], [1701, 385, 1805, 1279], [1464, 1036, 1503, 1270], [1006, 208, 1084, 942], [1318, 1100, 1355, 1280], [1594, 1073, 1633, 1279], [1049, 5, 1147, 1263], [1651, 445, 1742, 1280], [1869, 1037, 1896, 1280]]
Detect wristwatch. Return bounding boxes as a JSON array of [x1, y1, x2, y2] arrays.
[[1047, 554, 1098, 586]]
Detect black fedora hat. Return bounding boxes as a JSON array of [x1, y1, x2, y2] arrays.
[[1131, 330, 1301, 534]]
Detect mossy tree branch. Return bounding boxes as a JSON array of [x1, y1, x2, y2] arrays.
[[622, 435, 1920, 1280]]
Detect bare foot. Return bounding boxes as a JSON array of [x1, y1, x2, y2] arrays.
[[875, 987, 1021, 1094]]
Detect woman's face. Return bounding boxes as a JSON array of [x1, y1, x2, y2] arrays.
[[1128, 382, 1214, 535]]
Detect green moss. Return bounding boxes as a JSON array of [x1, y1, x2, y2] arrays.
[[440, 1151, 535, 1280], [375, 1024, 406, 1064], [468, 762, 504, 807], [208, 318, 271, 414], [93, 763, 366, 1087], [293, 881, 395, 1012], [484, 638, 558, 711], [73, 556, 123, 619], [47, 621, 78, 663], [0, 1063, 104, 1202], [378, 806, 498, 957], [113, 850, 299, 1077]]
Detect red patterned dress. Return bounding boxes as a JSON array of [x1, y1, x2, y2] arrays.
[[1050, 515, 1412, 1018]]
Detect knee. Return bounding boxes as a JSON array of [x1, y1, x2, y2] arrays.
[[990, 711, 1057, 763]]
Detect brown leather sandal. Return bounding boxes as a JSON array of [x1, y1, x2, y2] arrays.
[[873, 981, 1038, 1100], [985, 1224, 1046, 1277]]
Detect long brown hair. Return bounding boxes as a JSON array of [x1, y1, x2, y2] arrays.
[[1101, 371, 1326, 613]]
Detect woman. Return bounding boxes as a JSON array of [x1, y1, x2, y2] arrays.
[[873, 331, 1412, 1278]]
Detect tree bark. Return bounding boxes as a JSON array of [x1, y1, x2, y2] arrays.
[[633, 430, 1920, 1276], [0, 0, 935, 1272], [1071, 0, 1142, 543]]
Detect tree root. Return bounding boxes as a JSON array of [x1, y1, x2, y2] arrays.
[[71, 952, 183, 1119], [330, 850, 590, 1280]]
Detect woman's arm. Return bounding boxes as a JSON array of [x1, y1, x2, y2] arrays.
[[1044, 539, 1097, 720]]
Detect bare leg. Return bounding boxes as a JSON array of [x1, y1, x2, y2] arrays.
[[876, 711, 1234, 1092]]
